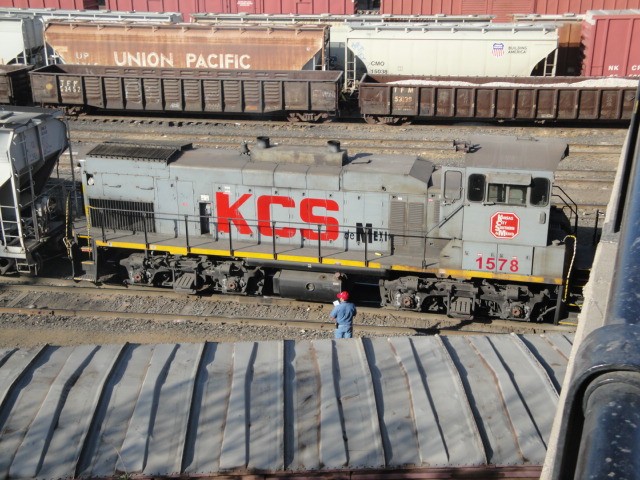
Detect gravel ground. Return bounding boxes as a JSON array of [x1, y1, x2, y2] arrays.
[[0, 285, 573, 348], [0, 313, 335, 347]]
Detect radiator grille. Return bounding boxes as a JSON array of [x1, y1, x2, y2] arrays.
[[406, 202, 425, 250], [432, 199, 441, 225], [89, 199, 155, 233], [389, 199, 427, 254]]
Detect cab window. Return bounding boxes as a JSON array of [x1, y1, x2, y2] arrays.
[[488, 184, 527, 205], [467, 174, 485, 202], [444, 170, 462, 201], [530, 177, 550, 206]]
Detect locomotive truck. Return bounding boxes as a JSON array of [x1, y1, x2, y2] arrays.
[[75, 134, 576, 322]]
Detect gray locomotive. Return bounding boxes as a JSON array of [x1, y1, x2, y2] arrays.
[[76, 134, 576, 322]]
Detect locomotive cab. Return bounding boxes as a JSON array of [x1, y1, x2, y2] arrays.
[[427, 136, 573, 320], [439, 137, 570, 275]]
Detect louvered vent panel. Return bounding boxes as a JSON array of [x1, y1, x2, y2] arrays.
[[389, 200, 406, 235], [389, 200, 407, 254], [432, 199, 441, 225], [89, 198, 155, 233], [406, 202, 425, 250]]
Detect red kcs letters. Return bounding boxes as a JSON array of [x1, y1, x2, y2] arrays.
[[216, 192, 340, 241]]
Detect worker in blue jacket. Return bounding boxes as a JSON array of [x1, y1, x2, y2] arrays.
[[330, 291, 357, 338]]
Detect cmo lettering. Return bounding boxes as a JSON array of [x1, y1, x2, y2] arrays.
[[216, 193, 340, 241]]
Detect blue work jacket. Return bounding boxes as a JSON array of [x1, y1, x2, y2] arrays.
[[330, 301, 357, 327]]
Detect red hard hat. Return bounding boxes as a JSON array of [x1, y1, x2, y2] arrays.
[[337, 291, 349, 301]]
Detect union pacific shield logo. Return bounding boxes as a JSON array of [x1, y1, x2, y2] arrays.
[[492, 43, 505, 57]]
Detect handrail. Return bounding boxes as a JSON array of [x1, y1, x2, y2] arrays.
[[551, 185, 578, 234], [85, 205, 447, 267]]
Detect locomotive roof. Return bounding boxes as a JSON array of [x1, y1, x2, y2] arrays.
[[461, 135, 569, 172], [85, 141, 436, 192], [173, 147, 435, 192]]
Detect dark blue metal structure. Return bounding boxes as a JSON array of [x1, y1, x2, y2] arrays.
[[550, 81, 640, 479]]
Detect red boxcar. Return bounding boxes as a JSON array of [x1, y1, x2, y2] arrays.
[[533, 0, 640, 14], [379, 0, 533, 21], [581, 10, 640, 76], [379, 0, 640, 21], [105, 0, 356, 20], [0, 0, 97, 7]]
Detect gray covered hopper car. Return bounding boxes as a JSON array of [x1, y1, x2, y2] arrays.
[[359, 74, 639, 123], [342, 22, 560, 89], [30, 64, 343, 121], [0, 107, 69, 274]]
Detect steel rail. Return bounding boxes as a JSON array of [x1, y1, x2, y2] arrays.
[[0, 282, 576, 335]]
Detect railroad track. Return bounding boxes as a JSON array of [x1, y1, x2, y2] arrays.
[[0, 279, 576, 337], [67, 114, 628, 152]]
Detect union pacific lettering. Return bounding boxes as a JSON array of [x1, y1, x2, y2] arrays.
[[186, 53, 251, 69], [113, 51, 174, 68], [112, 52, 251, 69], [216, 192, 340, 241]]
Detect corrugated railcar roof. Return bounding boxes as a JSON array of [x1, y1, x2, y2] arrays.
[[0, 333, 572, 478]]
